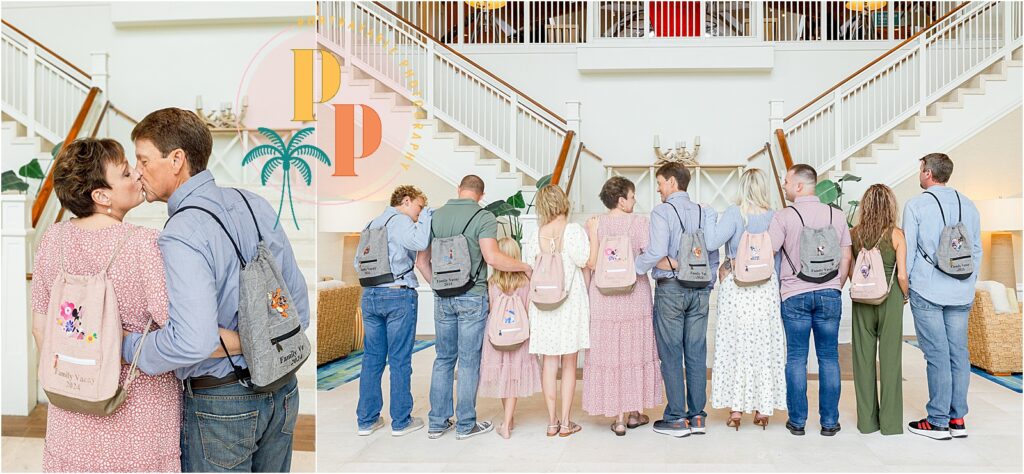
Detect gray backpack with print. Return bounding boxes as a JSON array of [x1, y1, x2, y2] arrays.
[[921, 191, 974, 280], [356, 214, 413, 287], [668, 202, 712, 288], [430, 209, 486, 297], [169, 189, 309, 393], [782, 206, 842, 284]]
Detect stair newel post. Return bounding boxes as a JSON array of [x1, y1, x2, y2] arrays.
[[833, 89, 843, 162], [457, 1, 465, 44], [1, 193, 37, 416], [752, 1, 763, 41], [25, 43, 36, 139], [90, 52, 109, 135], [508, 92, 518, 174], [565, 100, 582, 211], [523, 1, 531, 45], [918, 33, 928, 116]]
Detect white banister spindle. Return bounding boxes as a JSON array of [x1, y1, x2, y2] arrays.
[[425, 41, 435, 119], [1, 194, 37, 416], [509, 93, 518, 171], [25, 43, 36, 138], [457, 1, 465, 44], [523, 1, 531, 45], [819, 0, 827, 41], [918, 35, 928, 116], [832, 89, 842, 157], [586, 0, 596, 43], [887, 1, 895, 41], [644, 0, 651, 37], [699, 0, 707, 37]]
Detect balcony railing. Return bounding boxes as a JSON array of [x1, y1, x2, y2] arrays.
[[386, 1, 965, 44]]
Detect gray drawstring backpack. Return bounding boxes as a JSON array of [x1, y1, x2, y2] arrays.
[[668, 202, 712, 288], [781, 205, 842, 284], [430, 209, 486, 297], [920, 191, 974, 280], [356, 214, 413, 287]]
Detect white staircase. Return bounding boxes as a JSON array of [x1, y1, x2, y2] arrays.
[[1, 120, 57, 197]]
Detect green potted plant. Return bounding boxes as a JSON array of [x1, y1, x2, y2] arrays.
[[485, 174, 552, 247], [815, 173, 861, 226]]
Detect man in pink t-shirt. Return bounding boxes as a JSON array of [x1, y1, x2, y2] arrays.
[[768, 164, 852, 437]]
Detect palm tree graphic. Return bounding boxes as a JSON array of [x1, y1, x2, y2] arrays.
[[243, 127, 330, 230]]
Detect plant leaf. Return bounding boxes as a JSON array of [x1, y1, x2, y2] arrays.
[[18, 159, 45, 180], [848, 200, 860, 206], [242, 144, 281, 166], [485, 200, 515, 217], [508, 190, 526, 209], [815, 180, 839, 205], [536, 174, 552, 190], [838, 173, 862, 183], [257, 127, 287, 152], [261, 157, 284, 186], [286, 127, 316, 152], [1, 170, 29, 193], [51, 141, 63, 159], [292, 158, 313, 186], [292, 144, 331, 166]]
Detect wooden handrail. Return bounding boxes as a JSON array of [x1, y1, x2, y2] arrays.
[[109, 104, 140, 125], [369, 1, 567, 127], [765, 142, 787, 209], [784, 2, 969, 122], [565, 141, 585, 195], [775, 129, 794, 169], [2, 19, 91, 85], [32, 87, 101, 227], [580, 145, 605, 162], [549, 130, 575, 187]]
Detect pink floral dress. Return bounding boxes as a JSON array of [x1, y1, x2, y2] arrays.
[[32, 221, 181, 472], [582, 214, 664, 417]]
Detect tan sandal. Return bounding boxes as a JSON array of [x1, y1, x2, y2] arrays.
[[611, 421, 627, 436], [546, 422, 561, 437], [626, 412, 650, 429], [559, 420, 582, 437]]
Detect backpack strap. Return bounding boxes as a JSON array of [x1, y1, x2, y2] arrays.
[[101, 226, 138, 275], [461, 208, 488, 284], [955, 191, 962, 223], [924, 191, 946, 226], [220, 335, 252, 388], [379, 213, 415, 280], [780, 206, 805, 276], [168, 206, 246, 267], [461, 208, 486, 234], [233, 189, 263, 243], [122, 317, 157, 391]]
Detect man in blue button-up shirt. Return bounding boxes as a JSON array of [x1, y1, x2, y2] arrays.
[[903, 153, 982, 441], [124, 108, 309, 472], [635, 162, 719, 437], [352, 185, 432, 437]]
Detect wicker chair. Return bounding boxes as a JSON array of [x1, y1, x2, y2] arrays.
[[967, 290, 1023, 375], [316, 281, 363, 365]]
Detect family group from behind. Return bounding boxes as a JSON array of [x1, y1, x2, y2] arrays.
[[355, 151, 980, 443], [31, 108, 310, 472]]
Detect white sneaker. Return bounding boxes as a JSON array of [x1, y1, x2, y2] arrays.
[[392, 417, 425, 437], [357, 418, 385, 436], [455, 421, 494, 440]]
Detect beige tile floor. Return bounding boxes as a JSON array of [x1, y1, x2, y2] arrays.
[[318, 343, 1023, 472], [0, 436, 317, 473]]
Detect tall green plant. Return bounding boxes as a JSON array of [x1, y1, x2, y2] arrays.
[[242, 127, 330, 230], [815, 173, 861, 227], [484, 174, 552, 247]]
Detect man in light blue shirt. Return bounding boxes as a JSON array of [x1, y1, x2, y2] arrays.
[[124, 108, 309, 471], [353, 185, 432, 437], [903, 153, 982, 441], [635, 162, 719, 437]]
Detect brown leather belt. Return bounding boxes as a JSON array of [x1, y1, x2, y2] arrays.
[[187, 369, 251, 390]]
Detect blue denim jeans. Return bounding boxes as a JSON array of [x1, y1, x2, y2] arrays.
[[181, 375, 298, 472], [652, 281, 711, 422], [357, 287, 418, 431], [781, 289, 842, 429], [909, 290, 972, 427], [428, 294, 488, 435]]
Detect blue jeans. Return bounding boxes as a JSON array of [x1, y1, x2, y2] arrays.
[[181, 375, 298, 472], [781, 289, 842, 429], [652, 281, 711, 422], [428, 294, 488, 435], [909, 290, 972, 427], [357, 287, 418, 431]]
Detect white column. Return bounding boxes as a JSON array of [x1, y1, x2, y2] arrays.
[[91, 51, 110, 136], [768, 99, 784, 135], [565, 100, 581, 134], [2, 193, 37, 415]]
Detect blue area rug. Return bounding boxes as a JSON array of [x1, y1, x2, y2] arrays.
[[904, 339, 1022, 393], [317, 340, 436, 391]]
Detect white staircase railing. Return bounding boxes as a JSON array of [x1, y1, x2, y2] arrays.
[[319, 1, 575, 181], [780, 0, 1022, 173]]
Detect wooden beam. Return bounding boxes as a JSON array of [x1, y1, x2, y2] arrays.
[[775, 128, 794, 169], [550, 130, 575, 187]]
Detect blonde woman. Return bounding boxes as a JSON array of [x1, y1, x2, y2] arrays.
[[708, 168, 787, 430], [478, 237, 542, 439], [850, 184, 908, 435], [522, 185, 591, 437]]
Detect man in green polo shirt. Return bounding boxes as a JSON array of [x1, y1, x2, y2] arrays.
[[418, 175, 532, 440]]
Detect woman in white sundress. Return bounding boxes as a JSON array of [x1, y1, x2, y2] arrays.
[[709, 168, 787, 430], [522, 184, 590, 438]]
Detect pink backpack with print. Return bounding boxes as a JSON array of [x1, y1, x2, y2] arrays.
[[38, 225, 154, 416], [593, 216, 637, 295], [850, 237, 895, 305], [530, 224, 568, 310], [733, 229, 774, 287], [487, 289, 530, 351]]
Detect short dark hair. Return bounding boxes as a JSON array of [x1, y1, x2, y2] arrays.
[[459, 175, 485, 194], [920, 153, 953, 183], [655, 162, 691, 191], [599, 176, 635, 209], [790, 163, 817, 184], [131, 107, 212, 177], [52, 138, 126, 218]]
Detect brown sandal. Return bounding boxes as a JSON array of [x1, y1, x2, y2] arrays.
[[546, 422, 561, 437], [611, 421, 627, 436], [559, 420, 582, 437], [626, 413, 650, 429]]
